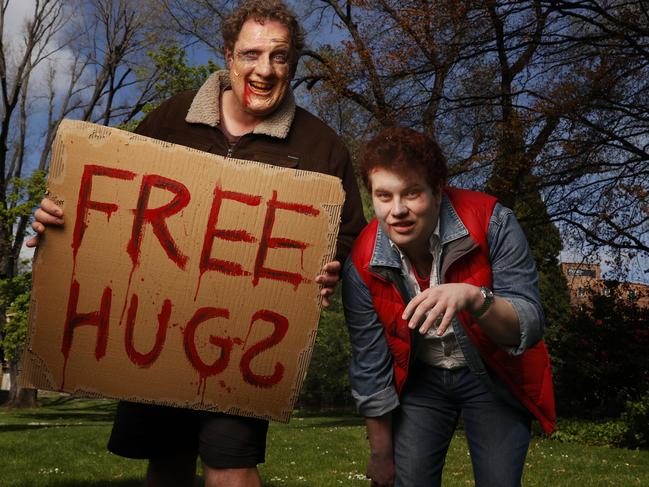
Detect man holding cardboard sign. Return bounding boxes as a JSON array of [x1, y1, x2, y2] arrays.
[[28, 1, 365, 486]]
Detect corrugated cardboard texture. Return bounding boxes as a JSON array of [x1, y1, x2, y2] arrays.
[[19, 120, 344, 422]]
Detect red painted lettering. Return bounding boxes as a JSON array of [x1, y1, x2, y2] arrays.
[[240, 309, 288, 388], [128, 174, 191, 270], [253, 191, 319, 288], [199, 184, 262, 277], [184, 307, 234, 378], [72, 165, 136, 259], [61, 280, 112, 388], [124, 294, 171, 367]]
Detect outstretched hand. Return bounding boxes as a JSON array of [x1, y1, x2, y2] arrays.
[[402, 283, 482, 335]]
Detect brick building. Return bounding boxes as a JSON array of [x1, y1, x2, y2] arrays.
[[561, 262, 649, 309]]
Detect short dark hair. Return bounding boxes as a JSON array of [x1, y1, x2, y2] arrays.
[[222, 0, 305, 76], [358, 126, 448, 191]]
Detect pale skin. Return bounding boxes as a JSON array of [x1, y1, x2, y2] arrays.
[[362, 167, 523, 486], [222, 18, 292, 134], [27, 17, 339, 487]]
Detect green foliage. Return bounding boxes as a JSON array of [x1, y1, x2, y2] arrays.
[[3, 292, 30, 363], [0, 272, 31, 363], [621, 389, 649, 448], [1, 171, 47, 239], [549, 393, 649, 449], [547, 287, 649, 418], [120, 45, 219, 132], [358, 180, 374, 222], [551, 418, 627, 447], [299, 292, 352, 408]]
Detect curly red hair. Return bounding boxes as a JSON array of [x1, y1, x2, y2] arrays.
[[358, 126, 448, 192]]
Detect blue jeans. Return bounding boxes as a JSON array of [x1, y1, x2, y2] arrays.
[[393, 364, 531, 487]]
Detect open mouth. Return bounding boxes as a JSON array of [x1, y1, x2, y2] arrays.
[[248, 80, 273, 94]]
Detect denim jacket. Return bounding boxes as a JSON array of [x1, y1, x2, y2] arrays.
[[342, 195, 544, 417]]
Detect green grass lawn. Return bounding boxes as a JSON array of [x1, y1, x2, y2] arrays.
[[1, 394, 647, 486]]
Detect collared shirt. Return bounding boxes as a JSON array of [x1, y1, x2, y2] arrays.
[[389, 223, 467, 369]]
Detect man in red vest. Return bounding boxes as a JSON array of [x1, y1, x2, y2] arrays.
[[343, 126, 555, 487]]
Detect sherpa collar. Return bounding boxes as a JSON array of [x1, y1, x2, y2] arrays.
[[185, 70, 296, 139]]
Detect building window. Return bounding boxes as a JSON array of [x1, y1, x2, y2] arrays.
[[577, 287, 587, 298], [603, 287, 611, 297], [629, 290, 637, 301]]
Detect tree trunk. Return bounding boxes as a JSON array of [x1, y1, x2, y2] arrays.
[[5, 361, 37, 408]]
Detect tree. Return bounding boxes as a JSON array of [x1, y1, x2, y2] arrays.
[[120, 44, 219, 131], [0, 0, 68, 407], [0, 273, 33, 407], [0, 0, 168, 407], [156, 0, 231, 56], [300, 1, 648, 268]]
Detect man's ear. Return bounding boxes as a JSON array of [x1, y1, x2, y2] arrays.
[[225, 48, 233, 67]]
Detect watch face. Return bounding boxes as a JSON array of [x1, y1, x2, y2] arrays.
[[483, 287, 494, 301]]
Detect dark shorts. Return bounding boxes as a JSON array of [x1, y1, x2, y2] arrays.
[[107, 401, 269, 469]]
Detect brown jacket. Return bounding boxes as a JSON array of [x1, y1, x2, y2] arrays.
[[135, 70, 366, 262]]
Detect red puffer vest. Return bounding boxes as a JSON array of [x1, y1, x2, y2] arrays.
[[351, 187, 556, 434]]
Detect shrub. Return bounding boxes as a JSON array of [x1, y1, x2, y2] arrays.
[[621, 389, 649, 448], [550, 418, 627, 447], [298, 292, 352, 408], [546, 285, 649, 418]]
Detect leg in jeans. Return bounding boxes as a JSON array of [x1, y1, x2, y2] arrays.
[[459, 370, 531, 487], [393, 364, 460, 487]]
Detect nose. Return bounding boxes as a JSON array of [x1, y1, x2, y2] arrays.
[[255, 55, 273, 77], [391, 198, 408, 217]]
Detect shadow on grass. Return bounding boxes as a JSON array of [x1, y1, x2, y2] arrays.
[[289, 412, 364, 429], [11, 477, 221, 487], [9, 480, 144, 487], [0, 423, 97, 432], [2, 395, 118, 425], [302, 417, 364, 428], [9, 411, 114, 423]]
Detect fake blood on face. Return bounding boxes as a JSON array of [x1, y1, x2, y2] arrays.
[[243, 82, 252, 109]]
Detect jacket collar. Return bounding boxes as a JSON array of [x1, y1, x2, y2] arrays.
[[369, 191, 469, 269], [185, 70, 296, 139]]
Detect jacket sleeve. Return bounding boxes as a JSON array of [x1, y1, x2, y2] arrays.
[[487, 203, 544, 354], [331, 142, 367, 263], [342, 257, 399, 417]]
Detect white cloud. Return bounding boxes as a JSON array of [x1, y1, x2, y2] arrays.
[[3, 0, 78, 103], [4, 0, 37, 40]]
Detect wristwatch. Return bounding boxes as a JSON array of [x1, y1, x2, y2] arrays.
[[472, 286, 494, 318]]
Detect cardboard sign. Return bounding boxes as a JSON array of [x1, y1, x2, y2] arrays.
[[19, 120, 344, 422]]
